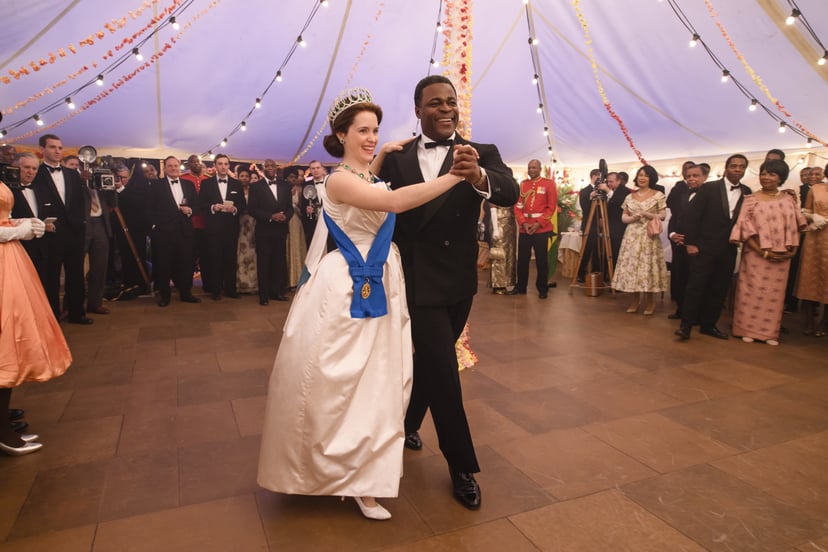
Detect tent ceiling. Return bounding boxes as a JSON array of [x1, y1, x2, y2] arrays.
[[1, 0, 826, 169]]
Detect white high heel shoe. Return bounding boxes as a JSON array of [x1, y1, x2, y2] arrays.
[[0, 440, 43, 456], [352, 496, 391, 520], [20, 434, 39, 443]]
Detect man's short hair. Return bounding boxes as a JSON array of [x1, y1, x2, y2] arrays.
[[38, 134, 61, 147], [589, 169, 601, 178], [62, 154, 79, 163], [283, 166, 300, 179], [765, 148, 786, 160], [725, 153, 748, 168], [414, 75, 457, 107]]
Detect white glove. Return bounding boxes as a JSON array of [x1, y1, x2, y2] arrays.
[[29, 218, 46, 238], [0, 219, 35, 242], [811, 213, 826, 230]]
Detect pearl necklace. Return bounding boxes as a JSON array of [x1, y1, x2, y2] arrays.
[[339, 163, 377, 183]]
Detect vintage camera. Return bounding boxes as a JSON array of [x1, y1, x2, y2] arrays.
[[0, 162, 20, 187], [78, 145, 115, 191], [302, 183, 321, 219]]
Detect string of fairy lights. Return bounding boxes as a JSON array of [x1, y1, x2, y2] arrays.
[[783, 0, 828, 66], [523, 0, 558, 164], [663, 0, 824, 147], [199, 0, 330, 160], [0, 0, 196, 139]]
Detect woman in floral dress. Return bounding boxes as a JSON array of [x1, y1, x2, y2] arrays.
[[611, 165, 668, 314]]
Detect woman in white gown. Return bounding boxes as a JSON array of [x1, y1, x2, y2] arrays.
[[257, 88, 464, 520]]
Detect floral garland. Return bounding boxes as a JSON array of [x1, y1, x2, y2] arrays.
[[3, 0, 183, 116], [1, 0, 181, 86], [703, 0, 826, 146], [293, 2, 386, 163], [572, 0, 647, 164], [441, 0, 473, 138], [4, 1, 220, 144]]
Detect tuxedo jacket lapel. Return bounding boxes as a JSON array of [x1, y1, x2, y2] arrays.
[[718, 180, 729, 220]]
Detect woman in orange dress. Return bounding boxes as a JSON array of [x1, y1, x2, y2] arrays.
[[0, 181, 72, 456]]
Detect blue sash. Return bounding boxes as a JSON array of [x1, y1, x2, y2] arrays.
[[323, 211, 396, 318]]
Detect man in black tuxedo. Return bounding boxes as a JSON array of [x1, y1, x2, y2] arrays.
[[378, 75, 518, 510], [249, 158, 292, 305], [112, 165, 151, 297], [198, 154, 246, 300], [148, 156, 201, 307], [299, 160, 326, 247], [604, 170, 631, 266], [10, 152, 49, 281], [576, 169, 602, 282], [667, 163, 708, 320], [34, 134, 92, 324], [675, 154, 751, 340]]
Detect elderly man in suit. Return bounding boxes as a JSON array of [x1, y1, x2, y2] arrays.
[[148, 156, 201, 307], [675, 154, 751, 340], [378, 75, 518, 510], [10, 152, 49, 281], [33, 134, 92, 324], [249, 158, 293, 305], [198, 153, 246, 300]]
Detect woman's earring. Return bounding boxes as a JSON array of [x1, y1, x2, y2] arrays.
[[339, 138, 345, 144]]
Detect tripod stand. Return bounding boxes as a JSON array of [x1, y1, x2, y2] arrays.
[[569, 195, 615, 293]]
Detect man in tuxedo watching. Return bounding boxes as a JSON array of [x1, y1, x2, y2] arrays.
[[675, 154, 751, 340], [34, 134, 93, 324], [199, 153, 246, 300], [576, 169, 602, 283], [667, 163, 708, 320], [149, 156, 201, 307], [249, 158, 293, 305], [113, 164, 151, 297]]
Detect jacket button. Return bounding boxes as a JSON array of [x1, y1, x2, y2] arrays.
[[444, 240, 450, 246]]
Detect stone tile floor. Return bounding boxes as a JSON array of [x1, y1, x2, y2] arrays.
[[2, 273, 827, 551]]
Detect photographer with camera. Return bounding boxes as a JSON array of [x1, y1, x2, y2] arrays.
[[77, 156, 114, 316], [576, 169, 603, 283], [299, 160, 327, 248]]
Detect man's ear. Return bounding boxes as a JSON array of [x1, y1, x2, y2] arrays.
[[414, 106, 422, 120]]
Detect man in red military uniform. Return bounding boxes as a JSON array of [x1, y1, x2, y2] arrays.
[[511, 159, 557, 298]]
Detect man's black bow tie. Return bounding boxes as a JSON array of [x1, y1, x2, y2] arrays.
[[170, 179, 179, 185], [730, 184, 741, 190], [46, 165, 61, 173], [218, 179, 227, 184], [425, 139, 454, 149]]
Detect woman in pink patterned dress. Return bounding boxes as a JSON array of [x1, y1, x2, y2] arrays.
[[730, 160, 806, 346]]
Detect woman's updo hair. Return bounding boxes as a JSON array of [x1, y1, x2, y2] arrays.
[[635, 164, 659, 188], [323, 102, 383, 158], [759, 158, 790, 185]]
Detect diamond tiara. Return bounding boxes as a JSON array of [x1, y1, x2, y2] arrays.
[[328, 87, 373, 124]]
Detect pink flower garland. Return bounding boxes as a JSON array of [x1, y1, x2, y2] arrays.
[[703, 0, 825, 146], [572, 0, 647, 164], [4, 1, 220, 144], [442, 0, 473, 138]]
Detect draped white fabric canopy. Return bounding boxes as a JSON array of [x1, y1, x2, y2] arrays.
[[1, 0, 826, 170]]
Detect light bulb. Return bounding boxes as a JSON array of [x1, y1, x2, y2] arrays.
[[34, 115, 44, 126], [785, 9, 800, 26], [537, 104, 543, 113], [320, 0, 328, 6], [543, 126, 549, 136], [778, 122, 786, 133], [806, 138, 814, 148], [240, 121, 247, 131], [221, 138, 228, 147], [430, 58, 439, 67], [297, 35, 306, 47], [255, 98, 262, 109], [532, 74, 538, 85], [96, 74, 104, 86], [65, 97, 75, 110], [749, 99, 758, 111], [720, 70, 729, 83], [133, 47, 143, 61], [276, 70, 283, 82], [170, 16, 179, 30], [208, 151, 215, 160], [819, 51, 827, 66], [689, 33, 699, 47], [436, 22, 442, 32]]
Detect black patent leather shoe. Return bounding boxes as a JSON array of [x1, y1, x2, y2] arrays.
[[403, 431, 422, 450], [667, 311, 681, 320], [674, 323, 691, 340], [449, 470, 481, 510], [8, 409, 25, 421], [158, 297, 170, 307], [259, 298, 269, 306], [11, 420, 28, 433], [181, 295, 202, 303], [539, 291, 548, 299], [68, 316, 94, 325], [700, 326, 729, 340]]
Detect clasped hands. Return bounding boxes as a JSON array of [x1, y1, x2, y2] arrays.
[[763, 249, 794, 263], [270, 211, 287, 222], [522, 221, 541, 235], [448, 144, 485, 188], [212, 203, 236, 214]]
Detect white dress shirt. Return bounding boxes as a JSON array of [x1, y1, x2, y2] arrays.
[[45, 164, 66, 204]]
